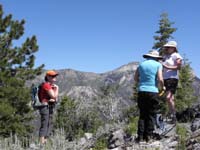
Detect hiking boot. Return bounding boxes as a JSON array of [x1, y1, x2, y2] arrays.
[[144, 135, 154, 143], [134, 136, 144, 143], [168, 114, 176, 124], [152, 133, 162, 140], [171, 116, 177, 124], [166, 114, 177, 124]]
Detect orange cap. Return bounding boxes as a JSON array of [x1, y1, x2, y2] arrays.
[[46, 70, 59, 76]]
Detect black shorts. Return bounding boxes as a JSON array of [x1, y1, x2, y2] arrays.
[[164, 78, 178, 94]]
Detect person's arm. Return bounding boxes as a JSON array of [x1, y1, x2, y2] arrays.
[[134, 68, 139, 83], [162, 58, 182, 70], [47, 84, 59, 101], [157, 67, 165, 91]]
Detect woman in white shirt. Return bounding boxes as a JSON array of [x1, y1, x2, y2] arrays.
[[162, 41, 182, 123]]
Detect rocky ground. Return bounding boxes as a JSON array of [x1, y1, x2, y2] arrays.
[[26, 105, 200, 150], [28, 121, 200, 150]]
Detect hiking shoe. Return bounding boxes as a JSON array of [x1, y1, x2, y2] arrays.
[[152, 133, 162, 140], [172, 115, 177, 123], [169, 115, 177, 124], [144, 135, 154, 143], [134, 136, 144, 143], [166, 113, 177, 124]]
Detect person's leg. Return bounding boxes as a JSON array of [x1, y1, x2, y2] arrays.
[[166, 90, 176, 123], [136, 92, 146, 141], [39, 106, 49, 144], [45, 105, 55, 140], [165, 79, 177, 115], [166, 91, 174, 113], [145, 92, 159, 141]]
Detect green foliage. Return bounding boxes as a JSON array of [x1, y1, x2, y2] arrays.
[[55, 96, 103, 140], [77, 109, 103, 134], [55, 96, 77, 140], [175, 57, 197, 112], [93, 135, 108, 150], [0, 5, 44, 138], [176, 124, 188, 150], [123, 105, 138, 120], [125, 116, 139, 135], [128, 83, 139, 135], [131, 83, 138, 102], [100, 83, 119, 97], [152, 12, 177, 54], [0, 134, 30, 149]]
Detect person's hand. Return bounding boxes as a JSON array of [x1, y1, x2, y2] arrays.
[[49, 99, 56, 102], [52, 84, 59, 90], [159, 86, 166, 97], [162, 86, 166, 91]]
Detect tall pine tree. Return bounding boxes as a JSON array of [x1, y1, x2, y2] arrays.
[[0, 5, 44, 138], [152, 12, 197, 113], [153, 13, 177, 55]]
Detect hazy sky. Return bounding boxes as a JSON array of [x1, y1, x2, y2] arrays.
[[1, 0, 200, 77]]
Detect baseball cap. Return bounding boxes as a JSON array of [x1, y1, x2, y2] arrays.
[[46, 70, 59, 76]]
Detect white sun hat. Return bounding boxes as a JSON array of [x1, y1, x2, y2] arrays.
[[163, 41, 178, 51], [143, 50, 163, 59]]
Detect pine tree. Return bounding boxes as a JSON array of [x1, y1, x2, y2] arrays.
[[56, 96, 77, 140], [0, 5, 44, 138], [56, 96, 102, 140], [153, 13, 177, 55], [175, 57, 197, 111], [152, 12, 197, 114]]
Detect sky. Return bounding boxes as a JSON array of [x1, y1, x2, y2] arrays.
[[1, 0, 200, 77]]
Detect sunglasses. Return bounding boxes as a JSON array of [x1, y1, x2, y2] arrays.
[[165, 46, 175, 49], [49, 75, 57, 78]]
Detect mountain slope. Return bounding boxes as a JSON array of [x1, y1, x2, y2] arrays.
[[30, 61, 200, 121]]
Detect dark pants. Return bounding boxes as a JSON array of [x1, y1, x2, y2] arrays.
[[137, 92, 159, 139], [164, 78, 178, 94], [39, 104, 54, 138]]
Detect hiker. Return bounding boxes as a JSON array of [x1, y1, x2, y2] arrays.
[[134, 50, 165, 142], [162, 41, 182, 123], [38, 70, 59, 145]]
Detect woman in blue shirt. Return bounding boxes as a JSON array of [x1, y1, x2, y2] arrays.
[[134, 50, 165, 142]]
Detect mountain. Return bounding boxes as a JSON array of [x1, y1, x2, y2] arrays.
[[30, 61, 200, 121]]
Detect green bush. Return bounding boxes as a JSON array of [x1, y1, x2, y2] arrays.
[[55, 96, 103, 140], [176, 124, 188, 150], [93, 136, 108, 150], [125, 116, 139, 135]]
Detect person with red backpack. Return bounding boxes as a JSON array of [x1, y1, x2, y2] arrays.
[[38, 70, 59, 145]]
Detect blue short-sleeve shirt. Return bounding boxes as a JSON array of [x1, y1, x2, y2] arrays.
[[138, 58, 162, 93]]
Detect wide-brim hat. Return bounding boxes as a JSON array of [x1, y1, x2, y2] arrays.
[[46, 70, 59, 76], [143, 50, 163, 59], [163, 41, 178, 51]]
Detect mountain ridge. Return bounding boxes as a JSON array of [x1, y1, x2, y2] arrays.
[[30, 61, 200, 121]]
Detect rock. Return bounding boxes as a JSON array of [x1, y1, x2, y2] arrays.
[[191, 118, 200, 132], [84, 133, 93, 140], [108, 129, 126, 148]]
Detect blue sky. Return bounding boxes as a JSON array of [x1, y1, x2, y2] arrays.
[[1, 0, 200, 77]]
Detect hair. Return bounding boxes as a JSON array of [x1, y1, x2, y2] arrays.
[[44, 76, 48, 82]]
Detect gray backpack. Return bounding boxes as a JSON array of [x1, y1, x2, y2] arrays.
[[31, 83, 47, 109]]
